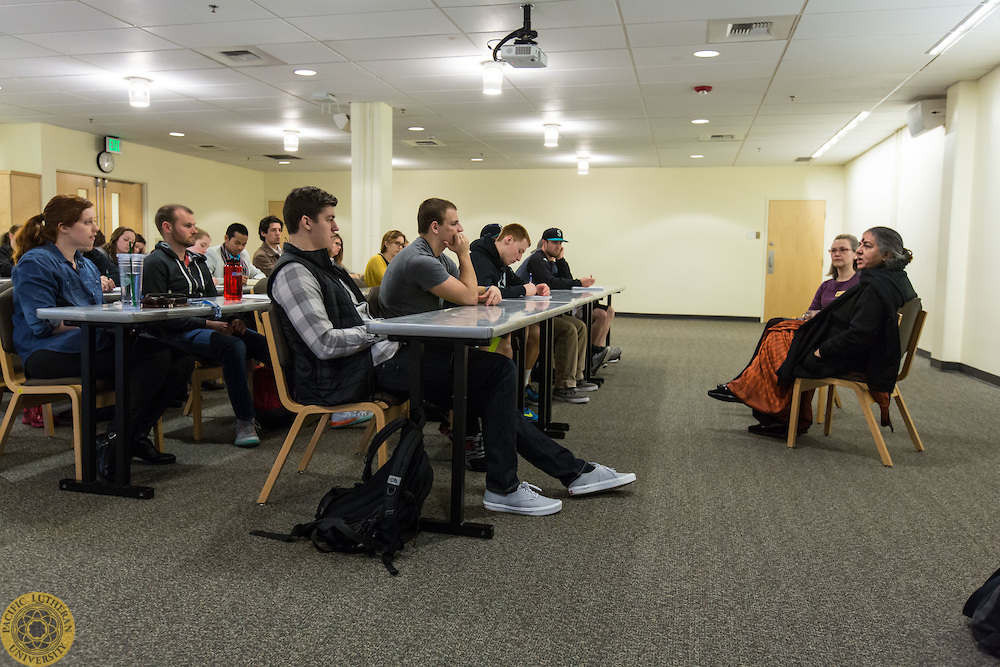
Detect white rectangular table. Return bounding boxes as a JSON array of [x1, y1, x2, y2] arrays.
[[366, 285, 623, 538], [36, 295, 271, 499]]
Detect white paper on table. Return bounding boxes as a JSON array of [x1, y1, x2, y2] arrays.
[[572, 285, 604, 290], [525, 295, 552, 300]]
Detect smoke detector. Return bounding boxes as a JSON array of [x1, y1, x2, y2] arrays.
[[694, 86, 713, 95]]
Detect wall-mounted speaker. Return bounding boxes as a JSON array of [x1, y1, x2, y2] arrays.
[[906, 99, 946, 138]]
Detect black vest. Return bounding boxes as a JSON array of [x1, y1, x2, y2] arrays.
[[267, 245, 374, 406]]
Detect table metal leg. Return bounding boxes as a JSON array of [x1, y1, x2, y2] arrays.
[[535, 317, 569, 438], [60, 324, 154, 499], [582, 302, 604, 387], [417, 342, 492, 540]]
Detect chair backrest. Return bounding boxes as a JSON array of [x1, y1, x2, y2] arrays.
[[0, 288, 25, 386], [252, 277, 269, 294], [896, 298, 926, 382], [367, 285, 382, 319], [260, 306, 298, 410]]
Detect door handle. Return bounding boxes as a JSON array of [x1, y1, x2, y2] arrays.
[[767, 250, 775, 274]]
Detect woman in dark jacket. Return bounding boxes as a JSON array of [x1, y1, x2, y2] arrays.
[[710, 226, 917, 438]]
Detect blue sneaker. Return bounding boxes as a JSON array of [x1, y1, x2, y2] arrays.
[[523, 407, 538, 422], [525, 385, 540, 405], [330, 411, 374, 429]]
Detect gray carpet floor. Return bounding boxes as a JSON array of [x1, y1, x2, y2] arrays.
[[1, 316, 998, 666]]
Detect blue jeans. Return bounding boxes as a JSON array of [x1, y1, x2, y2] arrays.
[[375, 344, 585, 494], [163, 328, 269, 421]]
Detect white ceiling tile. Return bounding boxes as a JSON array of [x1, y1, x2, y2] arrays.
[[18, 29, 180, 55], [776, 55, 933, 78], [0, 90, 101, 107], [255, 0, 435, 17], [804, 0, 976, 13], [783, 33, 943, 60], [0, 2, 129, 33], [255, 42, 347, 65], [443, 0, 621, 33], [793, 7, 975, 40], [326, 35, 483, 62], [286, 10, 457, 41], [632, 41, 786, 67], [0, 36, 60, 59], [145, 20, 312, 49], [79, 0, 275, 27], [636, 60, 777, 84], [625, 21, 709, 49], [76, 50, 222, 75], [619, 0, 805, 23], [508, 67, 636, 87], [0, 57, 108, 77], [518, 82, 641, 101]]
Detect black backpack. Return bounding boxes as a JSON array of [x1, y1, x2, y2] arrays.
[[253, 412, 433, 575], [963, 566, 1000, 656]]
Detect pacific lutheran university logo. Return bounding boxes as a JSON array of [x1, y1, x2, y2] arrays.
[[1, 593, 75, 666]]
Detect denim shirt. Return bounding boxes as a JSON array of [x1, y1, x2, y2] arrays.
[[11, 242, 108, 362]]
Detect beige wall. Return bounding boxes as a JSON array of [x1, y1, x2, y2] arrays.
[[0, 123, 267, 243], [384, 166, 845, 317]]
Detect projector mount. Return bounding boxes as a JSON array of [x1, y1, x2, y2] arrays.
[[492, 3, 538, 61]]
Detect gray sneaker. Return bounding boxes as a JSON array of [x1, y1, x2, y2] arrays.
[[590, 346, 610, 374], [576, 380, 599, 392], [568, 463, 636, 496], [553, 387, 589, 403], [234, 418, 260, 448], [484, 482, 562, 516], [606, 346, 622, 363]]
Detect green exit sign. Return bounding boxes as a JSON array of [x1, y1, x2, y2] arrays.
[[105, 137, 122, 154]]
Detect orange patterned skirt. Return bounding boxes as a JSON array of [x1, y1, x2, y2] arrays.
[[728, 319, 813, 432]]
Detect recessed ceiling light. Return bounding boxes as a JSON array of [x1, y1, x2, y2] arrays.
[[471, 154, 484, 162], [694, 50, 719, 58], [278, 161, 290, 165], [690, 154, 704, 158], [169, 132, 184, 137], [293, 69, 316, 76], [408, 126, 425, 131], [691, 119, 710, 124]]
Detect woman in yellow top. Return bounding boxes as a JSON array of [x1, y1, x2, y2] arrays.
[[363, 229, 406, 286]]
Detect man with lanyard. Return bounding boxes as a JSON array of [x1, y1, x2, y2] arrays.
[[143, 205, 270, 447]]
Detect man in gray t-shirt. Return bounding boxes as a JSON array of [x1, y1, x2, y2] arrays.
[[374, 197, 636, 517]]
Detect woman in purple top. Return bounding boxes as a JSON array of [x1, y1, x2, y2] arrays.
[[802, 234, 859, 320]]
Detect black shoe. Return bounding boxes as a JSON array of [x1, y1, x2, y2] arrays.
[[708, 384, 742, 403], [201, 380, 225, 391], [96, 433, 118, 483], [133, 436, 177, 465], [747, 423, 807, 439]]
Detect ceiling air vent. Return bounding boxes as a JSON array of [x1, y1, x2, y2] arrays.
[[707, 16, 797, 43], [699, 132, 744, 142], [194, 46, 285, 68], [795, 157, 813, 163], [403, 138, 448, 147], [196, 144, 227, 151], [263, 154, 302, 161]]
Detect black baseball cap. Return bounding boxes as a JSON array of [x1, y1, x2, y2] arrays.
[[541, 227, 567, 242], [480, 223, 502, 239]]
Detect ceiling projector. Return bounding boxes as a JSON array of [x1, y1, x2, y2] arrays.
[[499, 43, 548, 68], [492, 4, 548, 69]]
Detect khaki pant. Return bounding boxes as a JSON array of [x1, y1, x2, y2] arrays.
[[552, 314, 587, 389]]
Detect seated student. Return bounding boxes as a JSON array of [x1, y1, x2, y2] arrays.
[[0, 224, 22, 277], [374, 195, 635, 515], [252, 215, 283, 277], [92, 226, 140, 287], [516, 229, 622, 370], [188, 228, 211, 256], [80, 228, 118, 290], [11, 195, 193, 479], [133, 234, 147, 254], [205, 222, 265, 284], [470, 222, 565, 416], [143, 204, 270, 447], [330, 232, 363, 282], [363, 229, 406, 287]]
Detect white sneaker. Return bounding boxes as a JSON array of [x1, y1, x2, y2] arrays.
[[553, 387, 589, 403], [329, 410, 373, 428], [576, 381, 599, 392], [606, 346, 622, 363], [567, 463, 636, 496], [484, 482, 562, 516]]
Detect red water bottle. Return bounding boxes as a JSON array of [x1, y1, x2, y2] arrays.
[[223, 260, 243, 301]]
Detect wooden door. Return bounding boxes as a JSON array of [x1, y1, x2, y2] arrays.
[[763, 200, 826, 321], [0, 171, 41, 231], [55, 172, 144, 237]]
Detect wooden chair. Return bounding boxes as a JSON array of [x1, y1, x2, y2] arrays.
[[786, 298, 926, 466], [183, 361, 226, 441], [0, 289, 163, 480], [256, 307, 407, 504]]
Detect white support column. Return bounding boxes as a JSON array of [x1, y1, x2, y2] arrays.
[[933, 80, 978, 365], [349, 102, 393, 269]]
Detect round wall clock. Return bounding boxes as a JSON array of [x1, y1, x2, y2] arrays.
[[97, 151, 115, 173]]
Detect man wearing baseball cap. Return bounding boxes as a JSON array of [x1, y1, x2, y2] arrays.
[[516, 228, 622, 371]]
